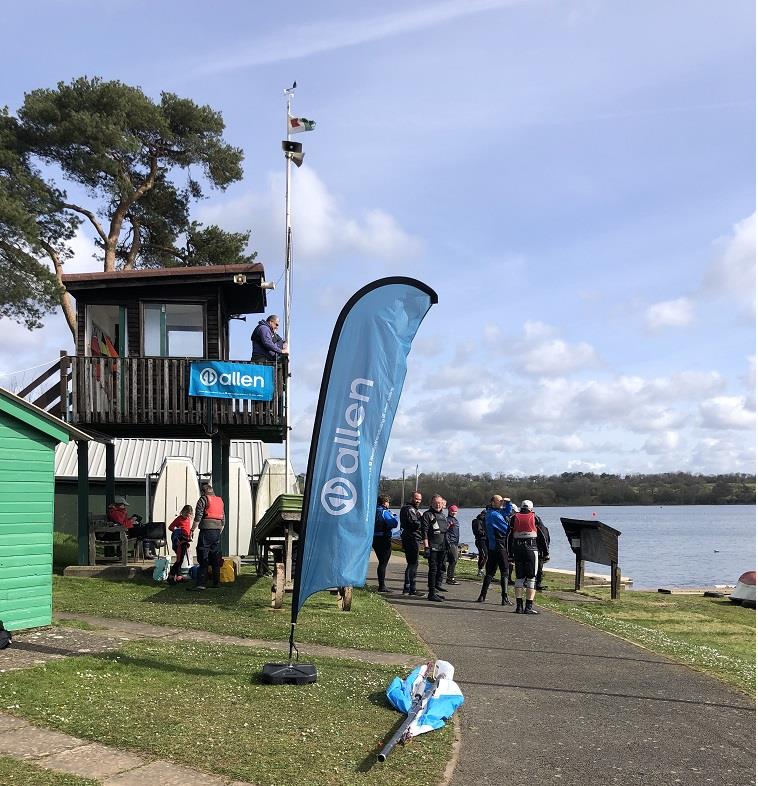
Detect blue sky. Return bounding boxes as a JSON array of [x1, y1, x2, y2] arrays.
[[1, 0, 755, 476]]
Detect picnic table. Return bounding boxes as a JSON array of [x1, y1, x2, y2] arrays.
[[253, 493, 353, 611]]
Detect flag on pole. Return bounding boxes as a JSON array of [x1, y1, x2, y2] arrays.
[[291, 278, 437, 618], [288, 115, 316, 133]]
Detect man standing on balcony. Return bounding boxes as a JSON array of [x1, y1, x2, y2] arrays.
[[187, 483, 225, 591], [251, 315, 289, 362]]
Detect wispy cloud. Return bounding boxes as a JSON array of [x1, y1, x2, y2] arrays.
[[192, 0, 523, 75]]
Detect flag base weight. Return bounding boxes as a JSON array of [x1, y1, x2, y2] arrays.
[[261, 662, 318, 685]]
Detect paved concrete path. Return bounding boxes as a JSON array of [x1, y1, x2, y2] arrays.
[[373, 556, 755, 786], [0, 711, 253, 785]]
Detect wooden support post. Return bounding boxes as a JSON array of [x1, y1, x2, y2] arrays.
[[221, 435, 230, 556], [77, 440, 89, 566], [284, 524, 293, 586], [211, 433, 231, 556], [105, 442, 116, 508], [611, 561, 621, 600], [59, 351, 69, 421], [575, 554, 585, 591]]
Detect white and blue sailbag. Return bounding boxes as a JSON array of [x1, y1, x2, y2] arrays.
[[386, 660, 464, 737]]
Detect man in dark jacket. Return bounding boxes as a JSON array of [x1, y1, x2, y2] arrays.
[[251, 315, 289, 362], [421, 494, 448, 602], [399, 491, 424, 595]]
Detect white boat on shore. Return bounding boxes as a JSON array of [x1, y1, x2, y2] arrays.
[[729, 571, 756, 608]]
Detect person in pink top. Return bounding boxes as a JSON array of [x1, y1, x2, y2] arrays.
[[168, 505, 193, 582]]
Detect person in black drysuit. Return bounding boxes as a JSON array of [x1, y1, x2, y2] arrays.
[[535, 519, 551, 590], [476, 495, 514, 605], [420, 494, 448, 602], [507, 499, 549, 614], [399, 491, 424, 596], [373, 495, 398, 593], [472, 509, 488, 576], [445, 505, 461, 585]]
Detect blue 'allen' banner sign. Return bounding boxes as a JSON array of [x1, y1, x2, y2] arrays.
[[292, 278, 438, 618], [188, 361, 275, 400]]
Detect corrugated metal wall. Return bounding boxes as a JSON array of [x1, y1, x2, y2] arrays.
[[54, 438, 267, 480], [0, 413, 54, 631]]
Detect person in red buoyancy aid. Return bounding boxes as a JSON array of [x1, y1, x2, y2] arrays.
[[507, 500, 549, 615], [187, 484, 225, 591]]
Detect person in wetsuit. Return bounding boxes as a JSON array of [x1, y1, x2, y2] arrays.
[[399, 491, 424, 596], [373, 495, 397, 593], [472, 509, 488, 576], [420, 494, 448, 602], [507, 499, 549, 614], [535, 519, 551, 590], [476, 495, 512, 606]]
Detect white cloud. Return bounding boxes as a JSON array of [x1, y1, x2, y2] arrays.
[[512, 321, 600, 376], [644, 297, 695, 330], [704, 212, 756, 314], [699, 396, 755, 430], [643, 430, 681, 454], [198, 167, 423, 269]]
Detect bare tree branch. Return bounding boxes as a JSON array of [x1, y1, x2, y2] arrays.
[[62, 202, 107, 244]]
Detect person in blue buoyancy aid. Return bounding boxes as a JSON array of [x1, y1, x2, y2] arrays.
[[373, 495, 398, 593], [476, 495, 515, 605], [507, 499, 549, 614]]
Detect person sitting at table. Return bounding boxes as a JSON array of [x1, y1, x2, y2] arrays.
[[107, 496, 156, 559]]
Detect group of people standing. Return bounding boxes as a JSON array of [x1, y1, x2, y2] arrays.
[[473, 495, 550, 614], [373, 492, 460, 600], [106, 483, 227, 591], [372, 491, 549, 614]]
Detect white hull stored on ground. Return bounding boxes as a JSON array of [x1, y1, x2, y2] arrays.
[[151, 457, 201, 562], [254, 458, 298, 525], [730, 571, 756, 608], [228, 456, 254, 557]]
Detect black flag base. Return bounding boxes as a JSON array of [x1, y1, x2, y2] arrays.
[[261, 662, 318, 685], [261, 626, 317, 684]]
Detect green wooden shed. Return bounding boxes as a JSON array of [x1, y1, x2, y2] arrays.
[[0, 387, 90, 631]]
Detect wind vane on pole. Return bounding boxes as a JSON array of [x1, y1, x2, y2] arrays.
[[281, 82, 316, 492]]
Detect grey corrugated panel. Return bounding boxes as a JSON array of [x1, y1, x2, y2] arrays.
[[54, 438, 268, 480]]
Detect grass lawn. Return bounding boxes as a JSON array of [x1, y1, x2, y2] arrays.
[[53, 572, 427, 656], [0, 639, 451, 786], [455, 558, 756, 695], [0, 757, 98, 786]]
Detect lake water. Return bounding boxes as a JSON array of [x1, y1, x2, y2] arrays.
[[393, 505, 756, 589]]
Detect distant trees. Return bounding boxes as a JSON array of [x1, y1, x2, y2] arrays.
[[378, 472, 756, 507]]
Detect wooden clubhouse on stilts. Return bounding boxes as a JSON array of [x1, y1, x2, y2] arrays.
[[21, 263, 288, 565]]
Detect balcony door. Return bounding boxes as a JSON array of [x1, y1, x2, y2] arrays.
[[143, 303, 206, 358]]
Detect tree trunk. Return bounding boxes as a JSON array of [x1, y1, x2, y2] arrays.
[[42, 241, 77, 341]]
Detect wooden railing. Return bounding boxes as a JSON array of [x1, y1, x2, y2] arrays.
[[66, 356, 286, 430]]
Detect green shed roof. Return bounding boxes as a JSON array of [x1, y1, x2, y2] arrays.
[[0, 387, 91, 445]]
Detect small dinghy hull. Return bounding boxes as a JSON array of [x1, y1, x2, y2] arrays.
[[730, 571, 756, 608]]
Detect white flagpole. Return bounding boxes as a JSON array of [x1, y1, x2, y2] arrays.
[[283, 84, 294, 492]]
